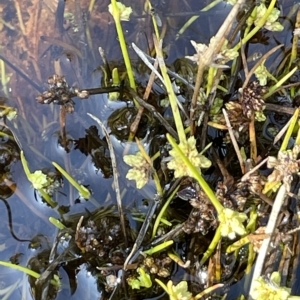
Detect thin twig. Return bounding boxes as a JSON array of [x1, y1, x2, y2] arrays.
[[88, 113, 128, 248], [242, 44, 283, 90], [132, 43, 164, 84], [130, 44, 159, 137], [222, 109, 245, 174], [127, 88, 179, 140], [241, 157, 268, 182], [190, 0, 246, 135], [249, 115, 257, 162], [249, 185, 287, 299], [273, 117, 293, 146], [265, 103, 295, 115]]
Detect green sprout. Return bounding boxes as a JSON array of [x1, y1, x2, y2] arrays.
[[142, 240, 174, 256], [124, 138, 163, 195], [124, 151, 151, 189], [128, 267, 152, 289], [108, 68, 120, 101], [254, 61, 268, 86], [155, 279, 192, 300], [52, 161, 90, 199], [250, 272, 294, 300], [0, 260, 60, 287], [218, 208, 247, 240], [20, 151, 57, 208], [21, 151, 50, 189], [167, 134, 248, 265], [0, 105, 17, 120], [167, 136, 211, 178], [233, 0, 281, 52], [28, 170, 49, 190], [49, 217, 66, 230], [253, 3, 283, 32], [108, 1, 132, 21]]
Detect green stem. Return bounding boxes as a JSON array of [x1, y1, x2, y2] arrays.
[[265, 69, 278, 83], [154, 39, 186, 144], [110, 0, 138, 106], [176, 0, 222, 38], [152, 185, 180, 238], [142, 240, 174, 255], [20, 151, 31, 178], [200, 225, 222, 265], [155, 278, 169, 294], [280, 108, 299, 151], [146, 0, 160, 39], [49, 217, 66, 230], [233, 0, 277, 52], [0, 261, 60, 287], [38, 188, 57, 208], [206, 67, 216, 96], [135, 138, 163, 196], [263, 67, 297, 99], [167, 134, 223, 213], [52, 161, 91, 199]]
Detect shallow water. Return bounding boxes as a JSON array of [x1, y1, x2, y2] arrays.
[[0, 0, 298, 299]]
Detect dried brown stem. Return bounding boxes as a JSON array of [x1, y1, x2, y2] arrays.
[[190, 0, 246, 135], [222, 108, 245, 174]]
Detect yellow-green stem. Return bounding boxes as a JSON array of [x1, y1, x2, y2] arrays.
[[20, 151, 31, 178], [200, 225, 222, 265], [38, 188, 57, 208], [0, 60, 8, 96], [233, 0, 277, 52], [0, 261, 60, 287], [295, 120, 300, 145], [155, 278, 169, 294], [167, 133, 223, 213], [49, 217, 66, 230], [176, 0, 222, 38], [52, 161, 91, 199], [142, 240, 174, 255], [280, 108, 299, 151], [152, 185, 180, 238], [206, 67, 216, 96], [265, 69, 278, 83], [195, 283, 225, 300], [135, 138, 163, 196], [263, 67, 297, 99], [246, 244, 255, 274], [154, 38, 186, 144], [110, 0, 138, 106], [146, 0, 160, 39], [88, 0, 96, 12]]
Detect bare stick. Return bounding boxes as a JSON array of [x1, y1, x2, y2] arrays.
[[190, 0, 246, 134], [249, 185, 287, 299], [88, 113, 128, 248], [222, 108, 245, 174]]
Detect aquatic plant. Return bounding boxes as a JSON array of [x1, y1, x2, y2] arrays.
[[1, 0, 300, 299], [250, 272, 296, 300]]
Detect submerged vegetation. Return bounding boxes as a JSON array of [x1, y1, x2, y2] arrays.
[[0, 0, 300, 299]]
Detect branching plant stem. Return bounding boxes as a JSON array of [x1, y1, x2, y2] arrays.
[[190, 0, 246, 135]]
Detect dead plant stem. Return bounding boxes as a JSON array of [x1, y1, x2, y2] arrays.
[[190, 0, 246, 135], [222, 109, 245, 174]]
